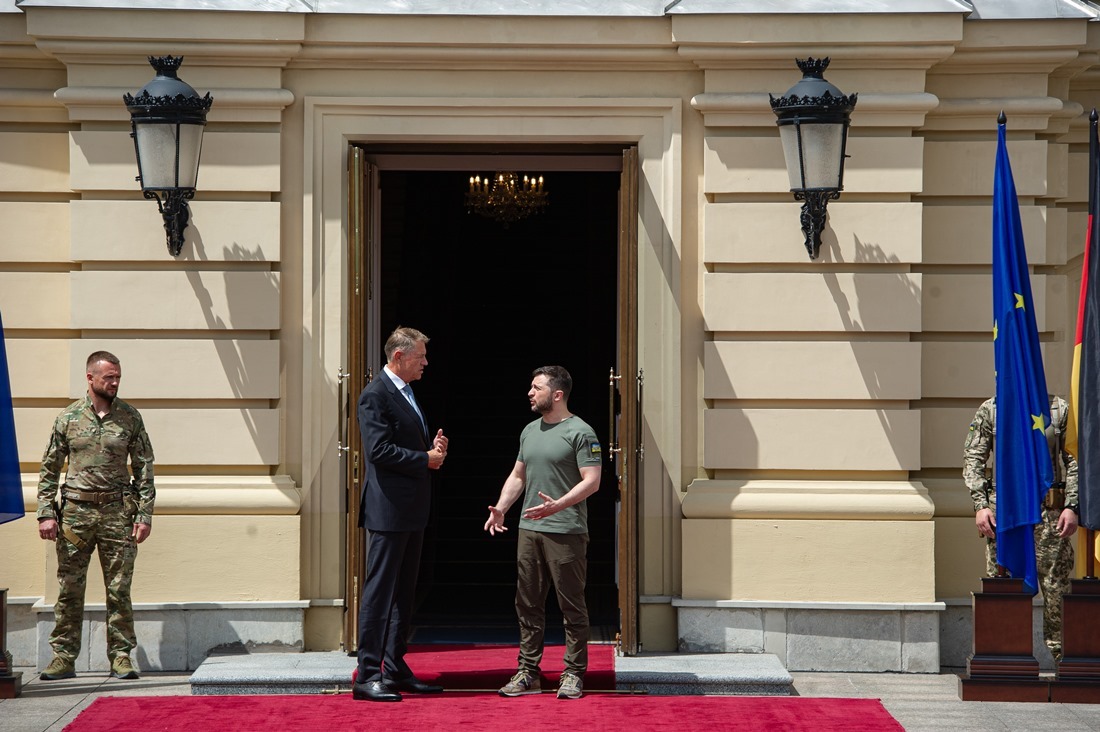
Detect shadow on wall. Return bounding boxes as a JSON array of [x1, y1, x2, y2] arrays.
[[182, 227, 280, 456], [824, 233, 921, 470]]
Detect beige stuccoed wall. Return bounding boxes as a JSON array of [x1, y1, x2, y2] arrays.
[[677, 10, 1092, 617], [679, 11, 959, 606], [0, 7, 303, 627], [2, 3, 1099, 663]]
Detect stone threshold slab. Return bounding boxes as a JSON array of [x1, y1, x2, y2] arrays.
[[615, 652, 793, 696], [190, 652, 354, 695], [190, 650, 793, 697]]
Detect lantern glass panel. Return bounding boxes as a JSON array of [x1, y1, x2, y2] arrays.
[[134, 121, 204, 190], [779, 122, 844, 191]]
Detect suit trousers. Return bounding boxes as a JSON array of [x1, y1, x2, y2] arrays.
[[515, 528, 590, 677], [356, 528, 424, 683]]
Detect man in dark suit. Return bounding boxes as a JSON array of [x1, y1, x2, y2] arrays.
[[353, 326, 449, 702]]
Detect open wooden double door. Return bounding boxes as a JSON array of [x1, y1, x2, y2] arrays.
[[340, 145, 642, 655]]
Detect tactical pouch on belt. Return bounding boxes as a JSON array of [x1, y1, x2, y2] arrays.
[[1044, 483, 1066, 511]]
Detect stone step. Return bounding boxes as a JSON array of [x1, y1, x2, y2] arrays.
[[190, 652, 355, 696], [614, 652, 794, 696], [188, 650, 793, 696]]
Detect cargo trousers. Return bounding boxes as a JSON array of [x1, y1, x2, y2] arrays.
[[514, 528, 590, 677], [49, 495, 139, 663]]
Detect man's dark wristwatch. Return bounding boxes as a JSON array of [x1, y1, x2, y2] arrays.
[[1066, 503, 1079, 514]]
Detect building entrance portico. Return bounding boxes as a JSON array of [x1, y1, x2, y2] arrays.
[[298, 97, 683, 654]]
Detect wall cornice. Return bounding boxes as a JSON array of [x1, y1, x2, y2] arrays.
[[921, 96, 1074, 132], [691, 91, 940, 128], [289, 44, 694, 72], [931, 49, 1082, 76], [0, 87, 66, 123], [21, 474, 302, 514], [676, 44, 960, 72], [54, 85, 294, 123], [33, 40, 303, 68], [683, 480, 935, 520]]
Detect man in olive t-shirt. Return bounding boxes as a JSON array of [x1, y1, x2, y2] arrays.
[[485, 365, 602, 700]]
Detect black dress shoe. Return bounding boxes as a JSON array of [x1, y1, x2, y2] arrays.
[[384, 676, 444, 694], [353, 680, 402, 702]]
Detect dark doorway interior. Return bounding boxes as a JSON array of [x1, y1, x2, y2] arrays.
[[376, 168, 621, 643]]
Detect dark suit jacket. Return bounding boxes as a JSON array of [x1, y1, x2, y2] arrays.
[[357, 372, 432, 532]]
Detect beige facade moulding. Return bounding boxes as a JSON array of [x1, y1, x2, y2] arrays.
[[1070, 62, 1100, 90], [0, 50, 61, 67], [922, 478, 974, 518], [674, 44, 960, 71], [921, 96, 1075, 132], [673, 598, 945, 612], [931, 48, 1084, 76], [682, 480, 935, 521], [691, 92, 940, 128], [31, 40, 304, 68], [290, 45, 696, 72], [53, 86, 294, 123], [30, 600, 311, 612], [19, 475, 301, 515], [0, 87, 65, 123]]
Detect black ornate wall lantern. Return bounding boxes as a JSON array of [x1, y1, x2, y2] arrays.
[[769, 57, 857, 260], [123, 56, 213, 256]]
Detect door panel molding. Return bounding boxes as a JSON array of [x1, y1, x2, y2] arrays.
[[342, 149, 377, 651], [615, 145, 641, 655]]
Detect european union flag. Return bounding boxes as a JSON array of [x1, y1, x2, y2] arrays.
[[992, 115, 1052, 595], [0, 308, 23, 525]]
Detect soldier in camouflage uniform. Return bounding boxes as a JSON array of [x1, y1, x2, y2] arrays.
[[35, 351, 155, 681], [963, 395, 1079, 661]]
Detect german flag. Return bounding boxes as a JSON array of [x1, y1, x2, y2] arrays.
[[1067, 109, 1100, 533]]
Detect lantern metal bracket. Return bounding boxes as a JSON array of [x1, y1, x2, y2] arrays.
[[142, 188, 195, 257], [794, 188, 840, 260]]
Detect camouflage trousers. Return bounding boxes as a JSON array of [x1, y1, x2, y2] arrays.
[[984, 507, 1074, 660], [50, 496, 138, 663]]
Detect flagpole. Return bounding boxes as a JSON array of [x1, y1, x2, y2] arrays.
[[1090, 108, 1098, 580], [1088, 523, 1096, 576], [961, 110, 1048, 699]]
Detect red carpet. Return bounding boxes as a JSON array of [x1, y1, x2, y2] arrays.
[[402, 643, 615, 690], [65, 694, 903, 732]]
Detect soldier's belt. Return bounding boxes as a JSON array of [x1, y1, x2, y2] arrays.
[[62, 488, 122, 505], [1044, 484, 1066, 512]]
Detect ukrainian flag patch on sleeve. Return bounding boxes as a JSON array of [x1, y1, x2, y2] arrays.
[[590, 441, 601, 457]]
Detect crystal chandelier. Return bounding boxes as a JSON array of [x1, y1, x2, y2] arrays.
[[465, 172, 548, 225]]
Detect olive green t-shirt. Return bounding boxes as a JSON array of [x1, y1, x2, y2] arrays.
[[517, 415, 602, 535]]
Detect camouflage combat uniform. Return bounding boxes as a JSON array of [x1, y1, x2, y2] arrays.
[[36, 394, 155, 665], [962, 395, 1077, 660]]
